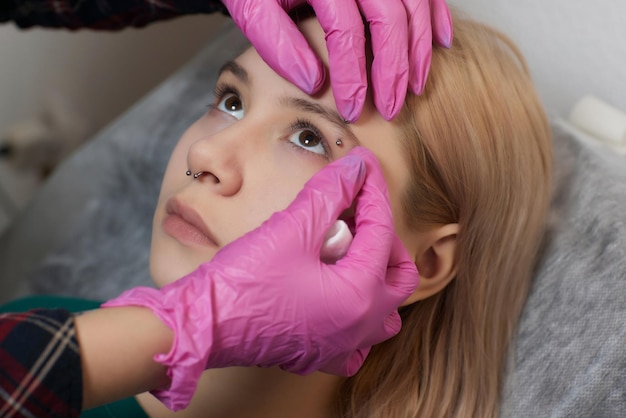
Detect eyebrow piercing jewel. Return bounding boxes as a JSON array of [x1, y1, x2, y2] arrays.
[[186, 169, 205, 179]]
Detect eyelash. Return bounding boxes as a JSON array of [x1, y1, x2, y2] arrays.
[[207, 83, 241, 114], [209, 83, 241, 111], [209, 82, 334, 159]]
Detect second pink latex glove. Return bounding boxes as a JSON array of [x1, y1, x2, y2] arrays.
[[103, 147, 418, 411], [221, 0, 453, 122]]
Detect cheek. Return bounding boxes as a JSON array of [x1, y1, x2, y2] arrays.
[[239, 146, 324, 226]]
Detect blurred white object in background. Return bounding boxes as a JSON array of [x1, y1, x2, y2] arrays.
[[569, 95, 626, 155], [0, 92, 93, 178]]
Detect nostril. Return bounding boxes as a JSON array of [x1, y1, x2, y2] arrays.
[[0, 142, 12, 157], [191, 171, 220, 184]]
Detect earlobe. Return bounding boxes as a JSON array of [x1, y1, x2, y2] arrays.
[[401, 223, 459, 306]]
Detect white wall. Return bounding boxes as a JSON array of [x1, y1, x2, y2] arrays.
[[447, 0, 626, 118], [0, 13, 226, 231], [0, 13, 226, 137]]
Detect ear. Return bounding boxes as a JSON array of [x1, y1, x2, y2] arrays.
[[401, 223, 459, 306]]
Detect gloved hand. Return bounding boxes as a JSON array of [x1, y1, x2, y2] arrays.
[[221, 0, 453, 122], [102, 146, 418, 411]]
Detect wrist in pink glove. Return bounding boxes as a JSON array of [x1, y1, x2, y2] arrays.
[[103, 147, 418, 411], [221, 0, 453, 122]]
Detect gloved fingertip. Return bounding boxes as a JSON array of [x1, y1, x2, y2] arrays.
[[431, 0, 454, 48], [301, 63, 326, 95], [344, 348, 369, 376], [382, 106, 399, 121], [340, 106, 361, 125], [346, 146, 376, 167], [410, 49, 432, 95], [377, 95, 398, 121], [337, 91, 365, 123], [384, 311, 402, 337], [342, 152, 367, 182], [436, 24, 453, 49], [291, 65, 326, 95], [410, 77, 425, 96], [378, 86, 407, 121]]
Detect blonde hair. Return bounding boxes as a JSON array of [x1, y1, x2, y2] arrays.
[[338, 13, 552, 418]]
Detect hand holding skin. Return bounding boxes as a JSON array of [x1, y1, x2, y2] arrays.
[[221, 0, 453, 122], [103, 147, 419, 411]]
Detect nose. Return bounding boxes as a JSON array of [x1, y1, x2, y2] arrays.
[[186, 128, 245, 196]]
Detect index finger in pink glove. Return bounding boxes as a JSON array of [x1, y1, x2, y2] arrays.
[[429, 0, 454, 48], [222, 0, 326, 95], [404, 0, 453, 95], [308, 0, 367, 123], [357, 0, 409, 121]]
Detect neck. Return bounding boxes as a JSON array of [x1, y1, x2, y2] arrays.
[[137, 367, 344, 418]]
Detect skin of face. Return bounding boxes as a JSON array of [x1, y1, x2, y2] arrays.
[[149, 17, 419, 289]]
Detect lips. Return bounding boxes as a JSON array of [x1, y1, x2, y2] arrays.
[[163, 198, 219, 248]]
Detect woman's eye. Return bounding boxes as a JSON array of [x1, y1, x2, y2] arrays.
[[217, 93, 244, 120], [288, 129, 326, 156]]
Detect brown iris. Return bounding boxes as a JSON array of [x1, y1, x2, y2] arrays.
[[299, 130, 321, 147], [224, 95, 242, 112]]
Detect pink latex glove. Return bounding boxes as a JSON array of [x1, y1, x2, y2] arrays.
[[221, 0, 453, 122], [103, 147, 418, 411]]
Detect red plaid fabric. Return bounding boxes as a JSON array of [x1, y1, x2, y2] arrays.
[[0, 309, 82, 418], [2, 0, 228, 30]]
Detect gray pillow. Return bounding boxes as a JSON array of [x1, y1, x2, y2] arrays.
[[501, 120, 626, 417]]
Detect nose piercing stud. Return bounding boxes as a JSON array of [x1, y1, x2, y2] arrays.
[[335, 139, 343, 146], [186, 169, 205, 179]]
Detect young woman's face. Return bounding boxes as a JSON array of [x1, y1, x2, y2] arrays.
[[150, 18, 417, 286]]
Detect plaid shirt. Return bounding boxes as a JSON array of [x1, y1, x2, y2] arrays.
[[1, 0, 228, 30], [0, 309, 82, 418]]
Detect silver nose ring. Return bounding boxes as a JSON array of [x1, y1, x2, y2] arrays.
[[186, 169, 205, 179]]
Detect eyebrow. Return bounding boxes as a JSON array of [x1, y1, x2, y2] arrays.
[[279, 97, 359, 144], [218, 60, 358, 144], [218, 61, 249, 85]]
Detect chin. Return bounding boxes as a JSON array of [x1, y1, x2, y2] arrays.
[[150, 262, 179, 288], [149, 218, 224, 286], [150, 263, 197, 288], [149, 246, 217, 289], [149, 247, 191, 288]]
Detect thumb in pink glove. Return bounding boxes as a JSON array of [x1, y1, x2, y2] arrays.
[[221, 0, 453, 122], [103, 146, 418, 411]]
